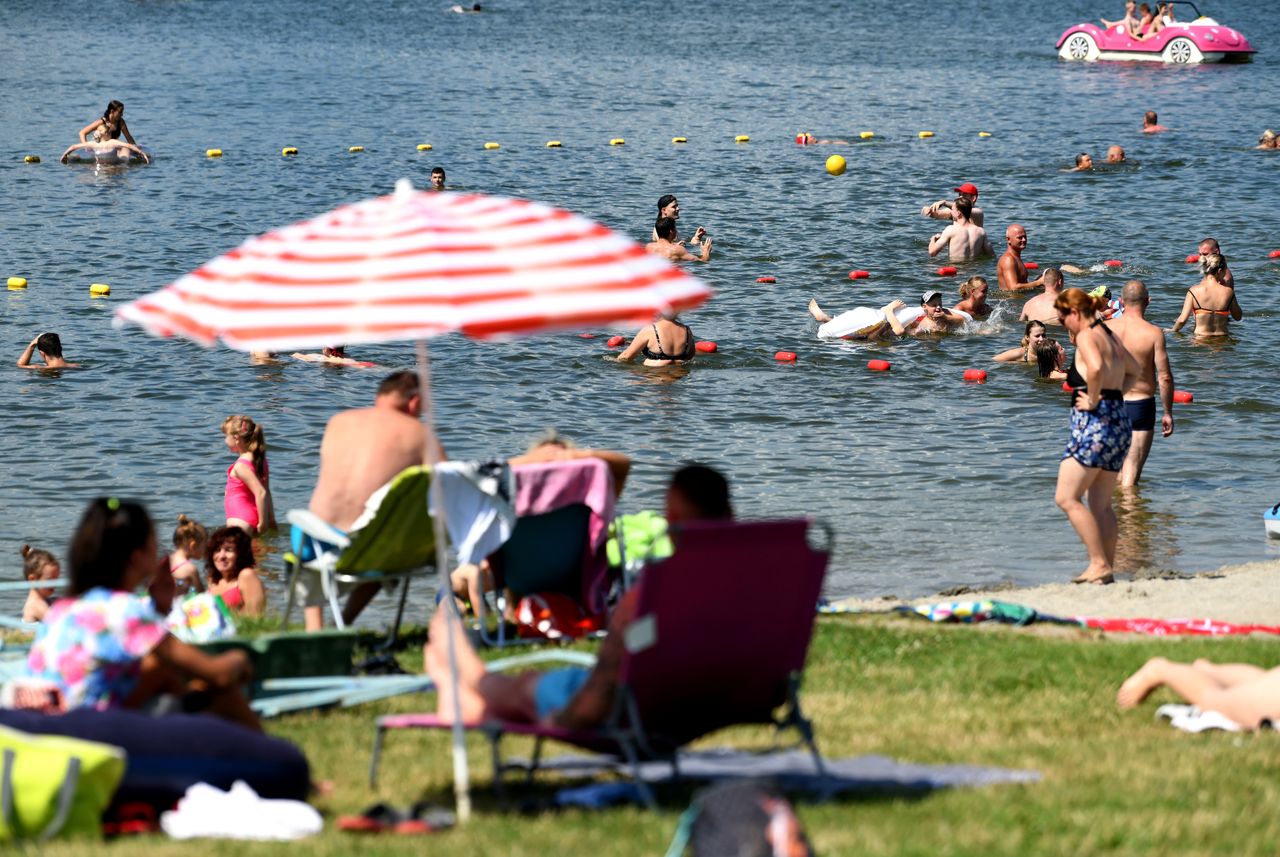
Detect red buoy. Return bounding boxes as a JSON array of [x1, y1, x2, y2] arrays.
[[1024, 262, 1039, 270], [963, 368, 987, 382], [1104, 260, 1123, 268], [756, 276, 776, 283], [1269, 250, 1280, 259], [1173, 390, 1194, 404], [936, 266, 957, 276], [606, 335, 625, 347], [1062, 382, 1073, 392], [1185, 254, 1200, 263], [577, 333, 597, 339], [848, 270, 870, 280], [867, 359, 891, 371], [695, 341, 717, 353], [775, 351, 797, 362]]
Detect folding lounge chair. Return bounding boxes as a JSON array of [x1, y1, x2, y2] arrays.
[[370, 518, 831, 806], [476, 457, 616, 646], [282, 466, 435, 643]]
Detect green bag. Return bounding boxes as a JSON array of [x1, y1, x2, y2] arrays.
[[0, 724, 126, 842]]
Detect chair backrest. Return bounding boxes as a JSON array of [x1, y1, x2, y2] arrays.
[[493, 504, 590, 599], [618, 519, 828, 748], [335, 467, 436, 574]]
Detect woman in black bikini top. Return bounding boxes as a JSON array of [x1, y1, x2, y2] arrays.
[[616, 315, 696, 366], [1169, 254, 1241, 337]]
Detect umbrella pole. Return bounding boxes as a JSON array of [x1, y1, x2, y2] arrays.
[[417, 339, 472, 823]]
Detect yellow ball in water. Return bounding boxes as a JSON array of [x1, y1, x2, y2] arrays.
[[826, 155, 847, 176]]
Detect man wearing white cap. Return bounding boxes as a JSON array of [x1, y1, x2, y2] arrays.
[[921, 182, 984, 228]]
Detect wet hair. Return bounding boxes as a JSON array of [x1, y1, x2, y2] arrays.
[[1075, 152, 1091, 167], [205, 526, 255, 585], [1054, 287, 1108, 319], [36, 333, 63, 358], [101, 100, 124, 136], [222, 414, 268, 480], [670, 465, 733, 521], [1020, 319, 1047, 349], [1200, 253, 1227, 277], [953, 198, 973, 221], [1043, 266, 1063, 287], [172, 514, 208, 554], [1034, 339, 1062, 378], [654, 217, 678, 241], [21, 545, 58, 581], [656, 194, 677, 214], [958, 275, 987, 299], [1144, 110, 1158, 125], [430, 166, 445, 178], [377, 369, 419, 400], [67, 498, 153, 595]]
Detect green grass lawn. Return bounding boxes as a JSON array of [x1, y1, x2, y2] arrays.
[[36, 615, 1280, 856]]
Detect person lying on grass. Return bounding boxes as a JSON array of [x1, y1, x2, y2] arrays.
[[1118, 657, 1280, 730]]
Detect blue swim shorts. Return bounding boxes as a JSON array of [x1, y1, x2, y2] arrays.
[[1063, 398, 1132, 472], [534, 667, 592, 721]]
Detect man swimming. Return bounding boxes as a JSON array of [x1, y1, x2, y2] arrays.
[[1106, 145, 1126, 163], [927, 198, 993, 262], [1143, 111, 1169, 133], [997, 224, 1046, 293], [1070, 153, 1094, 171]]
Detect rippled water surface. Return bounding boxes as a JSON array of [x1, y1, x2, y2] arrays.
[[3, 0, 1279, 620]]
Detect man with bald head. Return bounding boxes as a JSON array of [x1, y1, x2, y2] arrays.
[[1108, 280, 1175, 487], [1106, 145, 1126, 163], [1020, 267, 1065, 325], [1198, 237, 1234, 288], [997, 224, 1046, 293]]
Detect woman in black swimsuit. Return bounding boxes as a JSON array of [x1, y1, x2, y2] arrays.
[[616, 314, 696, 367]]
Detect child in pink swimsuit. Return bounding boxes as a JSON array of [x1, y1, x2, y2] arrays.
[[221, 415, 276, 534]]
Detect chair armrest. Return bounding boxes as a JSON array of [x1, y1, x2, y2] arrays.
[[286, 509, 352, 550]]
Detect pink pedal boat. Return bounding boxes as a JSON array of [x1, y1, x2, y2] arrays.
[[1057, 1, 1254, 64]]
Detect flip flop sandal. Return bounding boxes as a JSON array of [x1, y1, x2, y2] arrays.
[[393, 801, 456, 834], [337, 802, 407, 833], [103, 802, 159, 837]]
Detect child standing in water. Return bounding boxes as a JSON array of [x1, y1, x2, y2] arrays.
[[222, 415, 275, 535], [170, 515, 208, 595], [20, 545, 61, 622]]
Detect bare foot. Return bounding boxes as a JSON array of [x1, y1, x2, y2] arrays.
[[808, 298, 832, 324], [1117, 659, 1167, 709]]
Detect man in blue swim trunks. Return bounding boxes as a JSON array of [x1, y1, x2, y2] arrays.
[[1108, 280, 1175, 487]]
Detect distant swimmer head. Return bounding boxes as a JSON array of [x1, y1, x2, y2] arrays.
[[36, 332, 63, 358], [1074, 152, 1093, 170], [322, 345, 347, 358], [1106, 145, 1126, 163], [430, 166, 446, 189], [953, 182, 979, 200], [657, 195, 679, 219], [1144, 110, 1158, 125], [1260, 129, 1277, 148], [1199, 253, 1227, 277], [654, 216, 678, 241]]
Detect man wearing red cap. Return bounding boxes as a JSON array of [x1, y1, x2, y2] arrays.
[[921, 182, 983, 228]]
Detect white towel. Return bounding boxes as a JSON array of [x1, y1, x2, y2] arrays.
[[160, 780, 322, 840], [431, 460, 517, 565], [1155, 704, 1262, 733]]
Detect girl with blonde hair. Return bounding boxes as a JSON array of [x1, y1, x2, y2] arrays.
[[221, 415, 276, 534]]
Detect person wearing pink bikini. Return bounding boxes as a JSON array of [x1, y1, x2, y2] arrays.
[[221, 415, 276, 534], [205, 526, 265, 617]]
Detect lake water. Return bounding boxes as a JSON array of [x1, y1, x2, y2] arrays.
[[2, 0, 1278, 623]]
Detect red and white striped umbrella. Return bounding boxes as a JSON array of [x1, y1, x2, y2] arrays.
[[115, 179, 711, 351]]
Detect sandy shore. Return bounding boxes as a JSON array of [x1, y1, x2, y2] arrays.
[[831, 559, 1280, 625]]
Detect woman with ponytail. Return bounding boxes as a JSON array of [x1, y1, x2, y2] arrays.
[[221, 415, 276, 534]]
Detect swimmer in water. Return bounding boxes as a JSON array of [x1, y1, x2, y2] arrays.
[[430, 166, 446, 190], [1168, 253, 1241, 338], [18, 333, 80, 369], [616, 313, 696, 366], [921, 182, 984, 228], [993, 320, 1052, 363], [954, 276, 992, 320], [1069, 152, 1094, 172], [1106, 145, 1126, 164], [291, 346, 375, 367], [808, 291, 966, 338], [646, 217, 711, 262], [997, 224, 1046, 293], [927, 199, 993, 262], [1258, 129, 1277, 150], [649, 195, 705, 248], [1142, 111, 1169, 133], [796, 132, 852, 145], [61, 100, 150, 164]]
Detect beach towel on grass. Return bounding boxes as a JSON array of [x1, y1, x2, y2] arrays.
[[898, 600, 1081, 627], [1082, 617, 1280, 637], [1156, 704, 1279, 733]]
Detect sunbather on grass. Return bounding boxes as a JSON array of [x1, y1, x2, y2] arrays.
[[1118, 657, 1280, 730]]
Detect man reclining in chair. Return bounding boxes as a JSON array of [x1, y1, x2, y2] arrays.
[[425, 465, 731, 727], [298, 371, 432, 631]]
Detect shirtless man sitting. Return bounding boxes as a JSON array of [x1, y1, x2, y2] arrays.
[[298, 370, 433, 630], [646, 217, 711, 263], [1020, 267, 1065, 325], [997, 224, 1046, 293], [1108, 280, 1175, 487], [921, 182, 984, 228], [927, 198, 993, 261]]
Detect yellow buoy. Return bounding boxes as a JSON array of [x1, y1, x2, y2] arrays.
[[918, 131, 935, 138], [416, 143, 433, 151], [671, 137, 687, 144], [206, 149, 223, 158], [7, 276, 28, 290], [484, 142, 500, 150], [859, 131, 874, 139], [546, 141, 562, 148], [282, 147, 298, 156], [734, 135, 750, 143], [23, 155, 40, 164], [89, 283, 110, 296], [348, 146, 364, 153], [609, 138, 625, 146], [978, 131, 992, 137], [825, 155, 847, 176]]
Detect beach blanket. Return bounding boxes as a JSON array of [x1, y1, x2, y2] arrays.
[[1082, 617, 1280, 637], [897, 600, 1082, 627]]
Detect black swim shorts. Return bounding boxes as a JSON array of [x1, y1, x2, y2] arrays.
[[1124, 397, 1157, 432]]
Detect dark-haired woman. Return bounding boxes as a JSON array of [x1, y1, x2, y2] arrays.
[[1054, 288, 1141, 585], [60, 100, 150, 164], [649, 195, 706, 247], [23, 499, 259, 729], [205, 526, 266, 617]]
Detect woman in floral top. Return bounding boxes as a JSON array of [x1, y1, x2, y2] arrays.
[[25, 498, 260, 731]]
